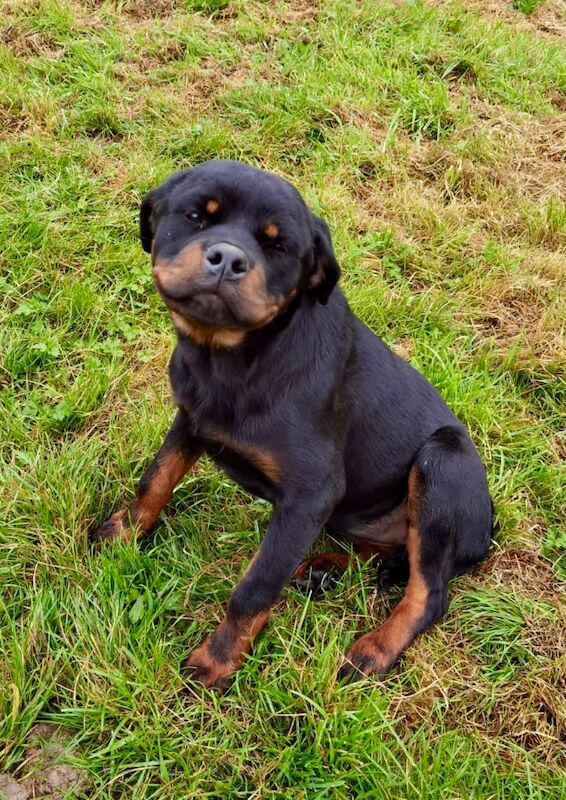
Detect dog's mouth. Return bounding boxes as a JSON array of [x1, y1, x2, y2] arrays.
[[161, 289, 240, 329], [153, 268, 283, 332], [152, 237, 290, 334]]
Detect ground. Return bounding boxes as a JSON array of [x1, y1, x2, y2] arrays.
[[0, 1, 565, 798]]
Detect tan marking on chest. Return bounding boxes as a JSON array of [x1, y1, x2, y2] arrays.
[[208, 427, 282, 484]]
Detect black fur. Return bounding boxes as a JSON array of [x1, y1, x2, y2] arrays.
[[94, 160, 493, 686]]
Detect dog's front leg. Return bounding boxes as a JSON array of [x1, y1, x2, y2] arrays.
[[91, 409, 202, 544], [183, 480, 341, 691]]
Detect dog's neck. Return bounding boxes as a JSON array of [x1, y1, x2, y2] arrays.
[[175, 289, 346, 392], [169, 287, 353, 428]]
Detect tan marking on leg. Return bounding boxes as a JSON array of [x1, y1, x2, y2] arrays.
[[91, 508, 132, 543], [184, 609, 270, 690], [132, 450, 196, 530], [93, 449, 200, 544], [343, 521, 429, 676]]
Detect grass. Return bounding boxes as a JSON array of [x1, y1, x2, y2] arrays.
[[0, 0, 565, 797]]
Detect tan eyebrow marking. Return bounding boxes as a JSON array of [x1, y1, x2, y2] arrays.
[[206, 199, 220, 214], [264, 222, 279, 239]]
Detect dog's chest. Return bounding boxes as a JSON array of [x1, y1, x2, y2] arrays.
[[175, 384, 283, 493]]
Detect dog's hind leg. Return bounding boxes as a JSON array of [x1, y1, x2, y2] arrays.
[[376, 547, 410, 591], [292, 552, 352, 595], [339, 425, 492, 680], [293, 501, 408, 596]]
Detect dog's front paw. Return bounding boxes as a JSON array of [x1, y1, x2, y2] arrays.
[[89, 509, 134, 544], [337, 634, 390, 683], [182, 641, 236, 692]]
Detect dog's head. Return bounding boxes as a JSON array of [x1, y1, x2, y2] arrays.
[[140, 160, 340, 347]]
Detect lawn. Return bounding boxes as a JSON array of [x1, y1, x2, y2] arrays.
[[1, 0, 565, 797]]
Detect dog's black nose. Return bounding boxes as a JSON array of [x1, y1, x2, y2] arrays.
[[204, 243, 249, 279]]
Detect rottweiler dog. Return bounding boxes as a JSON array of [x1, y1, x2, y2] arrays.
[[92, 160, 492, 689]]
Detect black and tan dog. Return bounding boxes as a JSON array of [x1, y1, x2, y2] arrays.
[[92, 160, 492, 689]]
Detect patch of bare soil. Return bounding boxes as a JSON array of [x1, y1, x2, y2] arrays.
[[484, 548, 564, 601], [220, 0, 320, 30], [391, 336, 414, 360], [505, 116, 566, 201], [0, 104, 27, 138], [407, 140, 502, 205], [0, 25, 62, 59], [410, 96, 566, 203], [81, 0, 178, 19], [113, 44, 271, 120], [159, 51, 273, 121], [390, 638, 486, 733], [277, 0, 320, 25], [479, 666, 566, 764], [179, 56, 241, 113], [0, 724, 88, 800], [136, 38, 187, 69], [396, 615, 566, 764], [473, 271, 565, 367], [434, 0, 566, 39]]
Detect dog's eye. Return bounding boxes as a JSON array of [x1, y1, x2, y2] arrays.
[[263, 235, 285, 252], [186, 210, 203, 224]]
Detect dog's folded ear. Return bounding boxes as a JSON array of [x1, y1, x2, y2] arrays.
[[139, 187, 165, 254], [309, 215, 341, 304], [140, 167, 196, 254]]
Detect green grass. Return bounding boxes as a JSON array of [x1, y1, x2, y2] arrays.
[[1, 0, 565, 797]]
